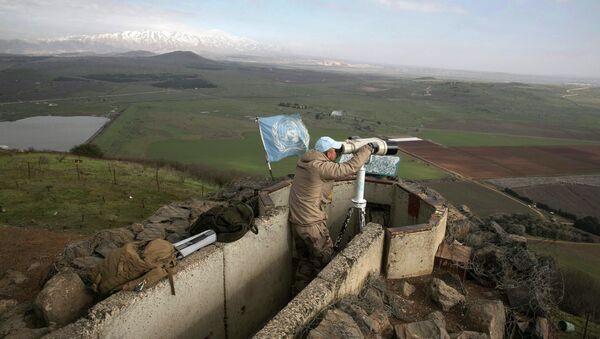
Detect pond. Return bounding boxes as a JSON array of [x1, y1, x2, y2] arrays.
[[0, 116, 109, 152]]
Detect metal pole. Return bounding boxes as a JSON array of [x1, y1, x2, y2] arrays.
[[352, 162, 368, 231], [255, 117, 274, 180]]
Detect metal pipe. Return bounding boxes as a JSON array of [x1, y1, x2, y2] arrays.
[[352, 163, 368, 231]]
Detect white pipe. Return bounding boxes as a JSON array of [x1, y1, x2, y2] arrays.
[[352, 163, 368, 231]]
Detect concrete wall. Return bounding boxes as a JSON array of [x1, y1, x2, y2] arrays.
[[254, 222, 385, 339], [46, 207, 293, 339]]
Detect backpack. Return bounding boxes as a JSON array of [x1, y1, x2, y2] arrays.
[[92, 239, 177, 297], [189, 202, 257, 242]]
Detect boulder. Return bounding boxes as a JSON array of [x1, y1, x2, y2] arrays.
[[394, 320, 450, 339], [427, 311, 446, 329], [0, 299, 18, 316], [465, 300, 506, 339], [401, 281, 416, 297], [71, 256, 103, 271], [507, 234, 527, 247], [34, 272, 94, 326], [93, 240, 118, 258], [93, 228, 134, 247], [62, 240, 94, 261], [129, 222, 144, 235], [430, 278, 465, 312], [136, 223, 167, 241], [362, 286, 386, 311], [147, 205, 190, 223], [308, 309, 364, 339], [450, 331, 490, 339]]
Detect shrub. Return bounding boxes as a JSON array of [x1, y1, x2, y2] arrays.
[[574, 216, 600, 236], [560, 269, 600, 322], [70, 144, 103, 158]]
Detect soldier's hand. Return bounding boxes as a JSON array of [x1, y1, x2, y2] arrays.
[[368, 142, 379, 154]]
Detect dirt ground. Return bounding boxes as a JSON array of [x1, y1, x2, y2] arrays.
[[0, 225, 87, 302], [400, 141, 600, 179]]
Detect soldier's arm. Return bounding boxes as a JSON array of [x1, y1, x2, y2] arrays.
[[313, 145, 372, 180]]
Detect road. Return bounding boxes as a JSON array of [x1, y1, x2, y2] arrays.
[[0, 89, 179, 106]]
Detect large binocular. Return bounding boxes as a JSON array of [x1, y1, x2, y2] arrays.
[[339, 137, 399, 156]]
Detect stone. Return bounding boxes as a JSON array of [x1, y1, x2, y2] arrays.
[[4, 327, 50, 339], [34, 272, 94, 326], [93, 228, 134, 247], [166, 233, 187, 244], [430, 278, 465, 312], [362, 286, 386, 311], [0, 299, 18, 316], [535, 317, 549, 339], [165, 219, 191, 235], [401, 281, 416, 297], [71, 256, 103, 271], [308, 308, 364, 339], [129, 222, 144, 234], [465, 300, 506, 339], [427, 311, 446, 329], [136, 224, 167, 241], [26, 263, 41, 272], [362, 309, 393, 338], [62, 240, 94, 261], [507, 234, 527, 246], [450, 331, 490, 339], [394, 320, 450, 339], [94, 240, 118, 258], [0, 303, 33, 337], [147, 205, 190, 223], [459, 205, 472, 216], [0, 270, 28, 297]]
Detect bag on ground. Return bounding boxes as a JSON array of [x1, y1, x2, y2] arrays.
[[189, 202, 257, 242], [92, 239, 177, 297]]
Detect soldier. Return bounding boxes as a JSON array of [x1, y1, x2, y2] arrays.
[[289, 136, 372, 291]]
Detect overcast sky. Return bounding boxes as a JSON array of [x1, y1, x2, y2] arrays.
[[0, 0, 599, 77]]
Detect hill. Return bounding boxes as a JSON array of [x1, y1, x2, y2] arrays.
[[0, 152, 213, 233]]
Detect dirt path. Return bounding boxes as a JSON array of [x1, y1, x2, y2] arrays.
[[0, 225, 87, 302]]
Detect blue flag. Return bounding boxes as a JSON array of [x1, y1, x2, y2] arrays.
[[258, 114, 310, 162]]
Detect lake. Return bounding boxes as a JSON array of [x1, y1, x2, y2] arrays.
[[0, 116, 109, 152]]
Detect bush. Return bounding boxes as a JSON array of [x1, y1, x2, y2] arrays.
[[560, 269, 600, 322], [70, 144, 103, 158], [574, 216, 600, 236]]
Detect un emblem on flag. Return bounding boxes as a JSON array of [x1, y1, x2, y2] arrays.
[[271, 116, 309, 152]]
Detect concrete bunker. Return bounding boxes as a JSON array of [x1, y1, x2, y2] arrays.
[[47, 178, 446, 339]]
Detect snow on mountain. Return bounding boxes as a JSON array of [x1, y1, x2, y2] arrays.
[[0, 30, 272, 55]]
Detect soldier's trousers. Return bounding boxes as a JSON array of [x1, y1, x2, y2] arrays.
[[292, 221, 334, 293]]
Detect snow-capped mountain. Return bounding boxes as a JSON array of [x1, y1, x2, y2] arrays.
[[0, 30, 274, 55]]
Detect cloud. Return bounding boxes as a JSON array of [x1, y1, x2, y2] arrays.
[[0, 0, 201, 39], [374, 0, 466, 14]]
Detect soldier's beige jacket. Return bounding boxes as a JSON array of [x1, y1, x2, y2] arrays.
[[289, 145, 372, 226]]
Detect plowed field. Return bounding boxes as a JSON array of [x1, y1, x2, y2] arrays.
[[513, 184, 600, 219], [400, 141, 600, 179]]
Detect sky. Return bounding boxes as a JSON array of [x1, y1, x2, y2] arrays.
[[0, 0, 599, 77]]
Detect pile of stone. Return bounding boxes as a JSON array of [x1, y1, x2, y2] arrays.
[[305, 276, 511, 339]]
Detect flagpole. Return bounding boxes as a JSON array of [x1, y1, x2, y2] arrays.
[[255, 117, 274, 180]]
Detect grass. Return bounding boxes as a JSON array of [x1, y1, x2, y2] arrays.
[[416, 129, 599, 147], [527, 238, 600, 282], [0, 152, 213, 233], [551, 309, 600, 339]]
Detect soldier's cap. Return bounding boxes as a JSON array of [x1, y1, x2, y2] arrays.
[[315, 136, 342, 153]]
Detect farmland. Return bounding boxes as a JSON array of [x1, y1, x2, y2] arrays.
[[511, 184, 600, 220], [528, 239, 600, 282], [400, 140, 600, 179], [2, 52, 600, 180]]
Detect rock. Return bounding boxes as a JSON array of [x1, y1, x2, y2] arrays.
[[505, 224, 526, 236], [450, 331, 490, 339], [507, 234, 527, 246], [93, 228, 134, 247], [430, 278, 465, 312], [510, 248, 537, 273], [465, 300, 506, 339], [4, 327, 50, 339], [136, 224, 167, 241], [487, 222, 509, 242], [394, 320, 450, 339], [505, 285, 531, 310], [459, 205, 472, 216], [34, 272, 94, 326], [440, 271, 466, 295], [165, 219, 191, 236], [471, 246, 506, 287], [71, 256, 103, 271], [0, 270, 28, 297], [129, 222, 144, 234], [166, 233, 187, 244], [427, 311, 446, 329], [363, 309, 393, 338], [147, 205, 190, 223], [401, 281, 416, 297], [308, 308, 364, 339], [26, 263, 41, 272], [62, 240, 94, 261], [94, 240, 118, 258], [0, 299, 18, 316], [0, 303, 33, 337], [362, 286, 386, 312], [535, 317, 549, 339], [2, 270, 28, 285]]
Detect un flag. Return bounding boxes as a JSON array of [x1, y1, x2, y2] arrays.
[[257, 114, 310, 162]]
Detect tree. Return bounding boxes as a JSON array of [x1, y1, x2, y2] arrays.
[[70, 144, 103, 158]]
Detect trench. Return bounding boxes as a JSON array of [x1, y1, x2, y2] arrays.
[[47, 178, 446, 339]]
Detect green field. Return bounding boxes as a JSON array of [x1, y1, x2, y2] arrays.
[[528, 239, 600, 282], [2, 53, 600, 179], [0, 152, 213, 233], [424, 180, 535, 217]]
